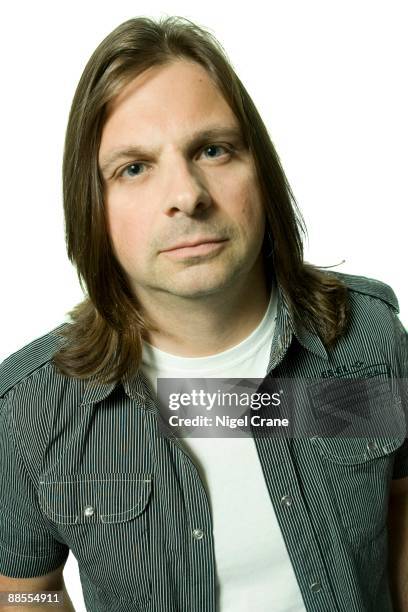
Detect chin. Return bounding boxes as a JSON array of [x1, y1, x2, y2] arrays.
[[165, 272, 241, 299], [167, 283, 227, 299]]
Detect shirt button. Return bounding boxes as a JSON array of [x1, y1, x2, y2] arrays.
[[192, 528, 204, 540], [310, 580, 322, 592], [84, 505, 95, 517], [280, 494, 293, 507], [367, 440, 378, 452]]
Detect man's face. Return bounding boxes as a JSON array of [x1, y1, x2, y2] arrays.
[[99, 59, 266, 305]]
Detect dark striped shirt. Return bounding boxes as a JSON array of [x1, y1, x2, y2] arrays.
[[1, 270, 407, 611]]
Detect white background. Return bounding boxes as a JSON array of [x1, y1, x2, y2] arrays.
[[0, 1, 406, 609]]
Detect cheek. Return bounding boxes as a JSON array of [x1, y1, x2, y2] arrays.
[[105, 201, 148, 267], [227, 176, 265, 232]]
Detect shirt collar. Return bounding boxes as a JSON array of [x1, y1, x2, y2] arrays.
[[81, 277, 329, 405], [270, 279, 329, 372]]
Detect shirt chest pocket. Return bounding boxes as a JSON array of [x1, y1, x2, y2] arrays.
[[311, 434, 406, 547], [306, 373, 407, 546], [38, 472, 153, 607]]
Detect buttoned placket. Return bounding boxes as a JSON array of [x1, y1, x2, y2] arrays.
[[252, 285, 340, 611]]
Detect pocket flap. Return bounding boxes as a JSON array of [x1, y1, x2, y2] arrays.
[[308, 373, 407, 464], [38, 472, 152, 525], [311, 434, 406, 465]]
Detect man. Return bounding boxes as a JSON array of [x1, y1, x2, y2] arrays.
[[0, 15, 407, 612]]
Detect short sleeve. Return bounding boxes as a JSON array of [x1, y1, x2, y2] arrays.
[[0, 393, 69, 577], [390, 309, 408, 480]]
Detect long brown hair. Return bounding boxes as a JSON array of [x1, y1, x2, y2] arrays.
[[53, 15, 350, 384]]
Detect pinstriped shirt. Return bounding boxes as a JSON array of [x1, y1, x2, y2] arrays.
[[1, 270, 407, 612]]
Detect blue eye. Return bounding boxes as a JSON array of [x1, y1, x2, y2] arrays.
[[121, 163, 145, 178], [202, 144, 228, 158]]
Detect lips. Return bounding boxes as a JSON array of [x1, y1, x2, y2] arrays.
[[160, 238, 228, 259], [162, 238, 227, 252]]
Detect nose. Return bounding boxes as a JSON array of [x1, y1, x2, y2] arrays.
[[162, 156, 212, 217]]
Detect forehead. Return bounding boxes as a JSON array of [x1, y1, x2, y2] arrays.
[[99, 60, 238, 152]]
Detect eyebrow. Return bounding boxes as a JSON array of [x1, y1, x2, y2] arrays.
[[99, 125, 245, 175]]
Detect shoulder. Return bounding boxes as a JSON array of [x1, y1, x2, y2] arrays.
[[0, 323, 86, 491], [0, 323, 86, 478], [0, 323, 69, 400], [325, 270, 400, 314], [326, 271, 407, 374]]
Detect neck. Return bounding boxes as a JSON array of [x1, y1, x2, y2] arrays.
[[141, 262, 271, 357]]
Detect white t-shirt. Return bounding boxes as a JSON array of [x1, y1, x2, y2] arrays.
[[141, 285, 306, 611]]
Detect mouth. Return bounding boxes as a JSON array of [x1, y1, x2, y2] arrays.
[[161, 238, 228, 259]]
